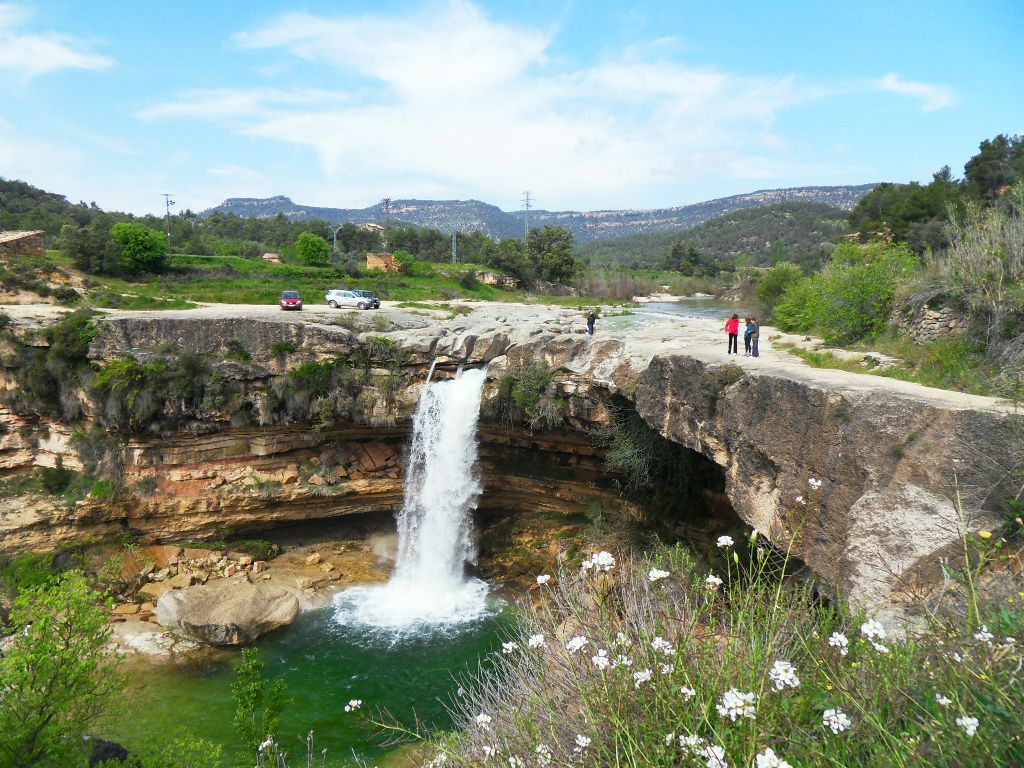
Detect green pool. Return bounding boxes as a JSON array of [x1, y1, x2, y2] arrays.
[[109, 593, 510, 766]]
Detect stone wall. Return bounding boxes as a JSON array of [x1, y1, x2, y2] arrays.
[[366, 252, 398, 272], [891, 291, 968, 345], [0, 230, 45, 259]]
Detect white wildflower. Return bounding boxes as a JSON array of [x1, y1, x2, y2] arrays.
[[612, 653, 633, 668], [1001, 636, 1016, 647], [823, 708, 852, 734], [871, 641, 890, 654], [573, 735, 591, 755], [679, 734, 705, 753], [705, 574, 723, 590], [755, 747, 792, 768], [679, 685, 697, 700], [527, 633, 546, 649], [660, 663, 673, 675], [508, 757, 523, 768], [768, 660, 800, 690], [935, 693, 952, 707], [501, 641, 518, 655], [535, 574, 551, 585], [429, 754, 449, 767], [951, 651, 963, 663], [860, 619, 886, 641], [973, 625, 994, 643], [700, 744, 728, 768], [808, 477, 822, 489], [633, 668, 653, 688], [795, 495, 805, 505], [583, 551, 616, 572], [664, 733, 676, 746], [828, 632, 849, 656], [716, 535, 734, 549], [475, 713, 492, 729], [344, 699, 362, 712], [534, 744, 552, 766], [259, 738, 274, 752], [715, 688, 757, 721], [481, 745, 499, 758], [648, 568, 670, 582], [615, 631, 631, 647], [651, 636, 674, 655], [566, 636, 589, 654], [591, 649, 610, 670], [956, 715, 979, 737]]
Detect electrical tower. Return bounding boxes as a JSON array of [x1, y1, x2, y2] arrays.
[[451, 228, 457, 264], [521, 190, 532, 262], [381, 197, 391, 251], [161, 193, 176, 254]]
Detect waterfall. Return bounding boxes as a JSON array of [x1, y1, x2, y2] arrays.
[[333, 368, 494, 632]]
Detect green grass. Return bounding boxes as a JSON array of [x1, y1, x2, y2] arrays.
[[775, 336, 1012, 399]]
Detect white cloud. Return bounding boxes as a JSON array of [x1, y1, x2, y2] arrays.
[[141, 1, 841, 209], [0, 2, 113, 80], [876, 72, 954, 112]]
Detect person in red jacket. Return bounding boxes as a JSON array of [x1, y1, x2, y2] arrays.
[[724, 314, 740, 354]]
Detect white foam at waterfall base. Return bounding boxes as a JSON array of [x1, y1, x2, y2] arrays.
[[333, 368, 498, 633]]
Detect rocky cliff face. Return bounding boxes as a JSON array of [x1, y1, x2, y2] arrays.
[[2, 304, 1019, 619]]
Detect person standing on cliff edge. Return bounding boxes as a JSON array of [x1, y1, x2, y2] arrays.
[[750, 317, 760, 357], [724, 314, 739, 354], [586, 310, 597, 336]]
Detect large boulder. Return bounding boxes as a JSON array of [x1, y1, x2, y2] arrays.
[[155, 579, 299, 645]]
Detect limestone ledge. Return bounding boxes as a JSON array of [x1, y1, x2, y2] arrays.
[[2, 304, 1021, 619]]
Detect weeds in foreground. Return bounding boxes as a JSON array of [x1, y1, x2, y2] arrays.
[[417, 535, 1023, 766]]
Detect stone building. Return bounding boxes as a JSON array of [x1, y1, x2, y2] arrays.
[[366, 252, 398, 273], [0, 230, 45, 259]]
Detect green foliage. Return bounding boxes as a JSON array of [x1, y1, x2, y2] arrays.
[[60, 219, 124, 275], [497, 360, 553, 420], [7, 308, 96, 421], [0, 573, 122, 768], [224, 339, 251, 363], [579, 202, 850, 270], [458, 269, 480, 290], [269, 341, 298, 357], [228, 539, 277, 561], [964, 133, 1024, 203], [848, 169, 961, 253], [754, 262, 805, 312], [530, 225, 583, 284], [126, 738, 224, 768], [295, 232, 330, 266], [391, 249, 417, 275], [773, 242, 918, 344], [111, 222, 169, 274], [89, 352, 212, 433], [231, 648, 290, 765]]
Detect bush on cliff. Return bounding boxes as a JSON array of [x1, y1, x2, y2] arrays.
[[416, 528, 1023, 767]]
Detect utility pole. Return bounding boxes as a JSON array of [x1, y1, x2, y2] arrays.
[[331, 224, 344, 257], [451, 228, 457, 264], [161, 193, 176, 254], [381, 197, 391, 251], [521, 190, 532, 261]]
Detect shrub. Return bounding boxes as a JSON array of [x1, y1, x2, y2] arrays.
[[295, 232, 330, 266], [774, 242, 918, 345], [755, 262, 805, 313], [224, 339, 251, 363], [459, 269, 480, 290], [111, 222, 169, 274], [0, 573, 122, 768]]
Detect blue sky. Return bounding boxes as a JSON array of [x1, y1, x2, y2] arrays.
[[0, 0, 1021, 216]]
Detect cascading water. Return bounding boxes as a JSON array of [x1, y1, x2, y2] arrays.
[[333, 368, 495, 632]]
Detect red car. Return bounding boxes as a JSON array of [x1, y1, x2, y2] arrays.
[[279, 290, 303, 311]]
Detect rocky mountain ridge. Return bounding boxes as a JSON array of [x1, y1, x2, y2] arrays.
[[201, 185, 876, 242]]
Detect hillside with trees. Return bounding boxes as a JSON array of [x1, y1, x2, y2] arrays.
[[579, 202, 850, 270]]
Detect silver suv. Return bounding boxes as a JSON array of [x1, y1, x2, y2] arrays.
[[325, 289, 371, 310]]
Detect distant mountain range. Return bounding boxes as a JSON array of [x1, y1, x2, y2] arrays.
[[200, 185, 875, 243]]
